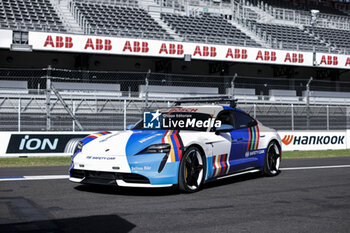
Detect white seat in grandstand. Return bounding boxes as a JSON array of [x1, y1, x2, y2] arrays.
[[52, 82, 122, 96], [139, 85, 218, 98], [0, 80, 28, 94], [226, 88, 258, 101], [269, 89, 299, 102], [302, 91, 350, 104]]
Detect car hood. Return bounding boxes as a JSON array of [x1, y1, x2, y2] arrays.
[[81, 130, 166, 156]]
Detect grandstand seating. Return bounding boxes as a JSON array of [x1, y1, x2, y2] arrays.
[[159, 0, 184, 11], [161, 13, 261, 47], [261, 0, 347, 16], [0, 0, 66, 32], [305, 26, 350, 50], [73, 1, 173, 39], [247, 20, 327, 51], [0, 0, 349, 54]]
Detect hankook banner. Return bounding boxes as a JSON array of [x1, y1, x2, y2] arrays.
[[278, 130, 348, 151]]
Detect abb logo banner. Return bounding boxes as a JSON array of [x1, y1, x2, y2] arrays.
[[28, 31, 316, 67], [278, 130, 348, 151], [316, 53, 350, 69]]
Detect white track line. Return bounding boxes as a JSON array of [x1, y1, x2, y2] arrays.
[[280, 165, 350, 171], [0, 165, 350, 181], [0, 175, 69, 181]]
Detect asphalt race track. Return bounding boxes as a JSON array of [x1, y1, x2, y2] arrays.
[[0, 157, 350, 233]]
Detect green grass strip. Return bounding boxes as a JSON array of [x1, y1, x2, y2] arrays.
[[0, 157, 71, 167], [0, 150, 349, 167], [283, 149, 350, 159]]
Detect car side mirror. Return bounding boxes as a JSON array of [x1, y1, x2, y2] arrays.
[[247, 121, 257, 128], [126, 124, 135, 130], [215, 124, 234, 135]]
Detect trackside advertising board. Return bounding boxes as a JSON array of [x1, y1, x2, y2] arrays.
[[0, 132, 89, 157], [278, 130, 348, 151], [0, 30, 345, 69], [28, 31, 314, 66], [315, 53, 350, 69], [26, 31, 350, 69], [0, 130, 349, 157]]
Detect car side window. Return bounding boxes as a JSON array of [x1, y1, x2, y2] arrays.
[[234, 111, 256, 129], [216, 111, 236, 129]]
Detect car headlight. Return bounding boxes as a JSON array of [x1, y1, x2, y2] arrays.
[[73, 141, 83, 155], [137, 143, 171, 154]]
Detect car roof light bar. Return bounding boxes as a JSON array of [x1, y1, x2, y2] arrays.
[[174, 95, 237, 108]]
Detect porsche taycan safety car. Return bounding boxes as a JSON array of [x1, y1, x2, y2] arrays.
[[69, 97, 282, 192]]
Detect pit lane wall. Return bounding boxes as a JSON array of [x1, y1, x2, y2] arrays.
[[0, 130, 349, 157]]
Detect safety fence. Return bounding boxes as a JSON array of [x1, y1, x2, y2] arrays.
[[0, 67, 350, 131]]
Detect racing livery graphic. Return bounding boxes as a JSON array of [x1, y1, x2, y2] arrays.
[[70, 98, 282, 192]]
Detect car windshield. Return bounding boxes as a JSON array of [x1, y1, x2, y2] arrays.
[[132, 111, 216, 131]]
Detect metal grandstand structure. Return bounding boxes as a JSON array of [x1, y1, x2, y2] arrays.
[[2, 0, 350, 53]]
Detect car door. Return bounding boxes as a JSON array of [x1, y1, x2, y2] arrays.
[[232, 110, 260, 170], [214, 110, 249, 174]]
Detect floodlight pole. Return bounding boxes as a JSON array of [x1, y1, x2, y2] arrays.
[[306, 77, 313, 130]]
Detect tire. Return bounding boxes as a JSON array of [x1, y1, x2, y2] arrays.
[[178, 146, 206, 193], [263, 141, 281, 176]]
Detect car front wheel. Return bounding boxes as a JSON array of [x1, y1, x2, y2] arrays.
[[178, 146, 206, 193]]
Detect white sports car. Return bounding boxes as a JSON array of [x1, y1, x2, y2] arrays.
[[70, 98, 282, 192]]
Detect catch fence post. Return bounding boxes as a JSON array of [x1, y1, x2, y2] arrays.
[[253, 104, 256, 118], [46, 65, 52, 131], [291, 103, 294, 130], [124, 99, 126, 131], [72, 100, 76, 132], [327, 105, 329, 130], [18, 98, 21, 132], [144, 69, 151, 111], [231, 73, 237, 98], [306, 77, 313, 130]]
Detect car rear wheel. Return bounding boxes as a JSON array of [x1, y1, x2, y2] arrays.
[[263, 141, 281, 176], [178, 146, 206, 193]]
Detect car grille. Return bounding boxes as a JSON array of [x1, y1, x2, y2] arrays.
[[70, 169, 84, 179], [70, 169, 150, 184]]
